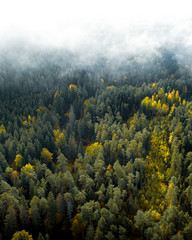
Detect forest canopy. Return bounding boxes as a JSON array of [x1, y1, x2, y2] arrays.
[[0, 47, 192, 239]]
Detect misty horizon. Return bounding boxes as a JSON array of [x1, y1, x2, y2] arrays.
[[0, 0, 192, 59], [0, 0, 191, 82]]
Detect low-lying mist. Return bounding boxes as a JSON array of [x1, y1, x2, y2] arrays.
[[0, 17, 192, 91]]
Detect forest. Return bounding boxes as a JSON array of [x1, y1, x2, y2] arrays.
[[0, 47, 192, 240]]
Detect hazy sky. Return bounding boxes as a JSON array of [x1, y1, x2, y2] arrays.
[[0, 0, 192, 54]]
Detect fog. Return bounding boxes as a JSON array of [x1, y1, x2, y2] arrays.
[[0, 0, 192, 69]]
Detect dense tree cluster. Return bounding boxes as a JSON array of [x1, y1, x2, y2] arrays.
[[0, 49, 192, 239]]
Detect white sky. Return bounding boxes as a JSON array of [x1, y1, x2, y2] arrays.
[[0, 0, 192, 50]]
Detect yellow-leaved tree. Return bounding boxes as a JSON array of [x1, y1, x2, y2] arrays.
[[53, 129, 66, 148], [71, 213, 85, 240], [22, 163, 35, 172], [139, 124, 170, 213], [12, 230, 33, 240], [0, 124, 6, 133], [85, 142, 103, 158], [41, 148, 53, 162], [14, 154, 23, 169]]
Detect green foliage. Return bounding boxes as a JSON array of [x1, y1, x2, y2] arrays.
[[0, 55, 192, 240]]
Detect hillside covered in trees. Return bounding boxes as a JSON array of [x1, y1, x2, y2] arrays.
[[0, 47, 192, 240]]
